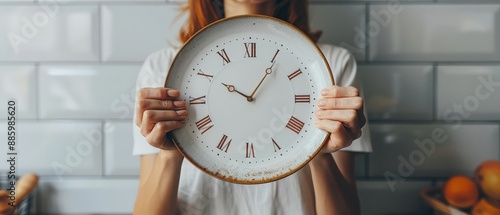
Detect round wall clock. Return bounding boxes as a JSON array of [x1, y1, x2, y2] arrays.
[[165, 15, 334, 184]]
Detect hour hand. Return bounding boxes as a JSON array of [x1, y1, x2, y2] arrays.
[[221, 83, 253, 102]]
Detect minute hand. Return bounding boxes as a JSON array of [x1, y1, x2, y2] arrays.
[[249, 62, 275, 99]]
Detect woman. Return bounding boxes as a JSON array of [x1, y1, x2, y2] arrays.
[[133, 0, 372, 214]]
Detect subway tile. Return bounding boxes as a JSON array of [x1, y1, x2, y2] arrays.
[[369, 5, 500, 61], [38, 179, 138, 214], [359, 65, 433, 120], [437, 65, 500, 120], [310, 4, 366, 61], [369, 124, 499, 178], [101, 4, 185, 62], [0, 120, 102, 176], [39, 64, 141, 119], [104, 120, 140, 176], [0, 65, 37, 119], [357, 180, 432, 215], [0, 5, 99, 62]]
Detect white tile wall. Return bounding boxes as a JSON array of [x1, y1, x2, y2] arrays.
[[101, 4, 185, 61], [38, 179, 138, 214], [104, 120, 140, 175], [0, 5, 99, 61], [437, 65, 500, 120], [310, 4, 366, 61], [0, 1, 498, 214], [0, 120, 102, 176], [359, 65, 433, 120], [0, 65, 37, 119], [369, 124, 499, 177], [39, 64, 141, 119], [357, 180, 432, 215], [369, 5, 500, 61]]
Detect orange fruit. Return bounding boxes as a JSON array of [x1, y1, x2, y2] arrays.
[[475, 160, 500, 201], [472, 198, 500, 215], [443, 175, 479, 208]]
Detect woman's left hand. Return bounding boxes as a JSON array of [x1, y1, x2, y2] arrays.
[[314, 85, 366, 153]]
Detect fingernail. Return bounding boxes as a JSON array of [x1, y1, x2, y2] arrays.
[[321, 89, 328, 96], [314, 119, 320, 125], [174, 100, 186, 107], [318, 100, 326, 107], [315, 110, 323, 116], [176, 110, 188, 116], [168, 90, 180, 97]]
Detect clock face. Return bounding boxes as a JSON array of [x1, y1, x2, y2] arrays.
[[166, 15, 334, 184]]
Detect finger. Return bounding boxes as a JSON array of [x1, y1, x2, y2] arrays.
[[317, 97, 363, 110], [140, 110, 188, 137], [321, 86, 359, 98], [138, 88, 180, 100], [136, 88, 182, 126], [146, 121, 185, 150], [315, 109, 360, 131], [0, 190, 15, 215], [359, 110, 367, 128], [136, 98, 186, 127], [314, 120, 353, 152], [138, 99, 186, 111]]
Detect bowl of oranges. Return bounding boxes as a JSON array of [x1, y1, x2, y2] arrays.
[[421, 160, 500, 215]]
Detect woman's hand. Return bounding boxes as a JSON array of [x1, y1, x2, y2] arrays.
[[135, 87, 187, 156], [314, 85, 366, 153]]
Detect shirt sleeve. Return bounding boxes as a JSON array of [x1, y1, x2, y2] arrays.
[[132, 48, 175, 155], [323, 45, 373, 153]]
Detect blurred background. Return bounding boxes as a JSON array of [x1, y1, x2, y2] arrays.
[[0, 0, 499, 214]]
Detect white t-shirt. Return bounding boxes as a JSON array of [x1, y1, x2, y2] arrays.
[[133, 44, 372, 215]]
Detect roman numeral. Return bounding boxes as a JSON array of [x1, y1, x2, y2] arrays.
[[245, 143, 255, 158], [271, 138, 281, 152], [189, 95, 206, 105], [244, 43, 256, 58], [217, 49, 231, 65], [195, 115, 214, 134], [286, 116, 305, 134], [295, 95, 310, 103], [271, 49, 280, 63], [216, 134, 231, 153], [197, 70, 213, 82], [288, 69, 302, 80]]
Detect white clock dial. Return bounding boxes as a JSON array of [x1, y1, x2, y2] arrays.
[[166, 15, 334, 184]]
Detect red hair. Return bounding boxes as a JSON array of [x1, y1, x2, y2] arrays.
[[179, 0, 321, 43]]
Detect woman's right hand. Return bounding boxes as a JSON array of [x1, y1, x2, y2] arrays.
[[135, 87, 187, 155]]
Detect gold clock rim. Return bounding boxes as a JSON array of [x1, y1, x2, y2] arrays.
[[164, 14, 335, 184]]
